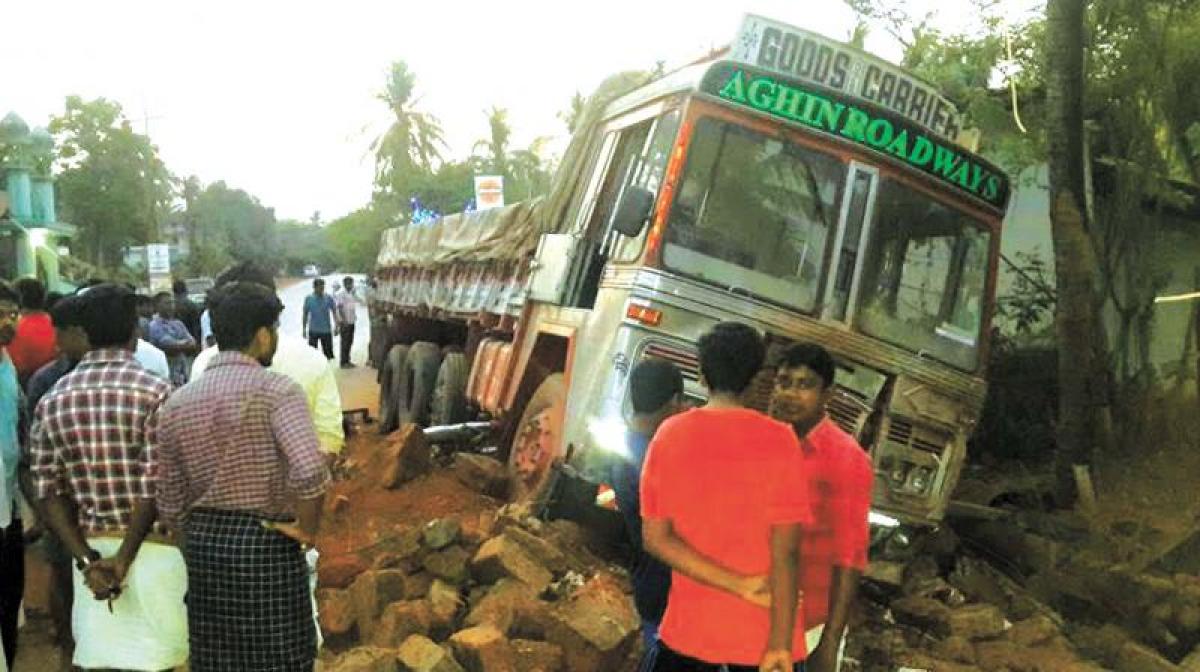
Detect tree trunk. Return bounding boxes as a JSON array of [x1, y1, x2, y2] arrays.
[[1046, 0, 1109, 506]]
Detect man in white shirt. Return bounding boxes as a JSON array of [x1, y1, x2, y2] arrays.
[[334, 276, 360, 370], [191, 263, 344, 457]]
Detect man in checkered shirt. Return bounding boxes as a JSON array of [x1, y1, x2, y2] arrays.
[[768, 343, 874, 672], [28, 283, 188, 671], [157, 282, 330, 672]]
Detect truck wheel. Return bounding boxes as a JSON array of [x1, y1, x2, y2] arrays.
[[369, 317, 390, 370], [378, 344, 409, 434], [508, 373, 566, 504], [399, 341, 443, 427], [430, 352, 469, 426]]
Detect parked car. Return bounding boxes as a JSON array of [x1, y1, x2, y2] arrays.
[[303, 264, 320, 277]]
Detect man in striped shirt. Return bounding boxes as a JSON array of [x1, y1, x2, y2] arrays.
[[157, 282, 330, 671], [28, 283, 188, 671]]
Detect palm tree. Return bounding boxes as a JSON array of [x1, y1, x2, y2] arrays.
[[473, 106, 511, 176], [372, 61, 446, 195]]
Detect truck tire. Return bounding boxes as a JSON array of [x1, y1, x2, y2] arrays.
[[508, 373, 566, 504], [378, 344, 410, 434], [369, 316, 390, 370], [430, 352, 469, 426], [398, 341, 443, 427]]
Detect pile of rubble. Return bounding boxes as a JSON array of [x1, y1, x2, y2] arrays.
[[847, 520, 1200, 672], [315, 435, 642, 672]]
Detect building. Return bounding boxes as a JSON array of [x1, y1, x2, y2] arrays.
[[0, 112, 75, 291]]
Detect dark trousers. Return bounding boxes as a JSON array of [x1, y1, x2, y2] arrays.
[[339, 323, 355, 365], [651, 643, 805, 672], [309, 332, 333, 359], [0, 516, 25, 668]]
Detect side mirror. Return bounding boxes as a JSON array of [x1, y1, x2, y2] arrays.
[[610, 186, 655, 237]]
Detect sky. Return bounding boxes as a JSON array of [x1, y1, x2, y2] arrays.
[[2, 0, 1042, 223]]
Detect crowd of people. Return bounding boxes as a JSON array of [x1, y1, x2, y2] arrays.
[[0, 268, 870, 672], [612, 323, 873, 672], [0, 263, 347, 672]]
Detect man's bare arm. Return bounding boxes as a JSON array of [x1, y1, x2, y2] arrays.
[[807, 566, 861, 672], [764, 523, 802, 659], [38, 492, 92, 562], [643, 517, 767, 606]]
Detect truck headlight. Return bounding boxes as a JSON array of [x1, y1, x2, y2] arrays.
[[587, 415, 629, 460], [907, 466, 934, 494]]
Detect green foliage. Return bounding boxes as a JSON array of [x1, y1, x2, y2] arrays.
[[276, 219, 337, 275], [172, 180, 278, 276], [49, 96, 175, 267], [322, 207, 393, 272]]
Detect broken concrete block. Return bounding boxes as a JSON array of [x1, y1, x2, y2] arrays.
[[932, 635, 977, 664], [543, 576, 638, 672], [511, 640, 564, 672], [947, 603, 1008, 640], [424, 518, 462, 551], [501, 525, 568, 575], [350, 570, 412, 640], [471, 534, 553, 594], [449, 625, 517, 672], [429, 580, 462, 638], [328, 647, 400, 672], [317, 588, 356, 637], [397, 635, 465, 672], [1180, 644, 1200, 672], [1115, 642, 1180, 672], [452, 453, 508, 497], [464, 579, 540, 636], [404, 572, 435, 601], [890, 595, 952, 637], [382, 425, 432, 489], [973, 640, 1023, 671], [320, 554, 370, 589], [424, 545, 471, 584], [373, 600, 434, 648], [865, 560, 906, 588], [1008, 614, 1059, 646]]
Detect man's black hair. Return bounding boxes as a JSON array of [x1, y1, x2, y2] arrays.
[[79, 278, 106, 290], [779, 342, 837, 390], [49, 294, 84, 329], [14, 277, 46, 310], [629, 358, 683, 414], [45, 291, 64, 311], [313, 278, 325, 287], [214, 261, 276, 291], [136, 294, 154, 307], [0, 282, 19, 306], [697, 322, 765, 394], [77, 284, 137, 347], [211, 282, 284, 351], [154, 291, 172, 302], [172, 279, 187, 294]]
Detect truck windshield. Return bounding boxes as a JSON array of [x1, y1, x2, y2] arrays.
[[663, 117, 844, 312], [854, 179, 992, 371]]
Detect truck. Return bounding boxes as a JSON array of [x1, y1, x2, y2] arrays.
[[371, 14, 1012, 544]]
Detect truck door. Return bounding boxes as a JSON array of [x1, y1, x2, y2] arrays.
[[563, 109, 681, 308], [823, 161, 880, 322]]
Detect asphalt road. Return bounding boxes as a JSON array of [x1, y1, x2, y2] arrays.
[[279, 272, 369, 366]]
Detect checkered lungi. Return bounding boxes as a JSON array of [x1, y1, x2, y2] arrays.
[[183, 508, 316, 672]]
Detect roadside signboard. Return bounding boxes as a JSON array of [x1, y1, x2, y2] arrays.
[[474, 175, 505, 210]]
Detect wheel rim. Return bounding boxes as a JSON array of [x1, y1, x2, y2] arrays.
[[509, 404, 563, 502]]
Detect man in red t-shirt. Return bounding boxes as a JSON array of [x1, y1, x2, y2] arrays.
[[768, 343, 873, 672], [641, 322, 812, 671], [9, 278, 57, 385]]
